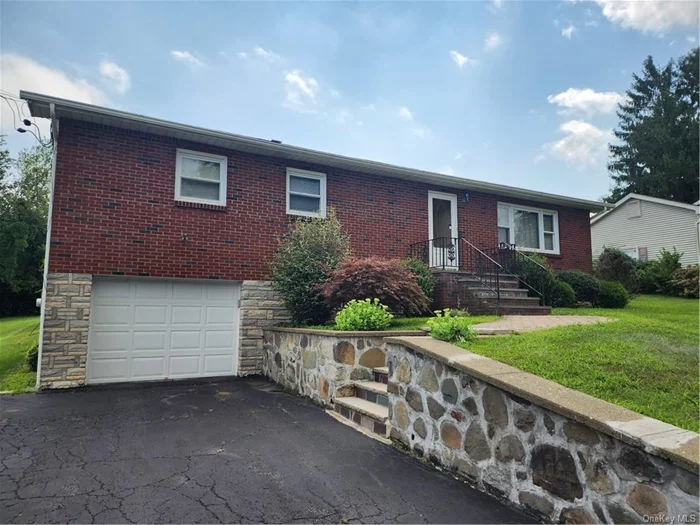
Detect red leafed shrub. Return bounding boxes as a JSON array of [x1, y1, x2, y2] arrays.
[[320, 257, 431, 316]]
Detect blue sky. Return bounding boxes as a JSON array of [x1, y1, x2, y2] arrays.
[[1, 1, 697, 201]]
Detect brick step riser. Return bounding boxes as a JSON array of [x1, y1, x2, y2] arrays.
[[354, 387, 389, 408], [333, 404, 388, 437], [488, 307, 552, 316], [458, 278, 521, 287], [373, 371, 388, 384], [472, 298, 542, 307], [470, 290, 531, 299]]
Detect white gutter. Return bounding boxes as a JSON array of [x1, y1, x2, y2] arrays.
[[35, 103, 58, 388]]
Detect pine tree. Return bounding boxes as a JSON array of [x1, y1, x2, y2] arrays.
[[607, 48, 699, 204]]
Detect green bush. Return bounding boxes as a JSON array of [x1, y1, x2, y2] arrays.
[[670, 266, 699, 298], [557, 270, 600, 304], [635, 249, 683, 295], [596, 247, 637, 291], [270, 209, 350, 325], [597, 280, 630, 308], [26, 343, 39, 372], [321, 257, 430, 317], [500, 252, 557, 306], [402, 258, 435, 302], [334, 299, 393, 331], [549, 279, 576, 308], [427, 309, 476, 344]]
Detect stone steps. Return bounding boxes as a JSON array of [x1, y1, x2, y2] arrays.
[[333, 396, 389, 437]]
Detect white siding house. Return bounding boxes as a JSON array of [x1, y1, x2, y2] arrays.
[[591, 194, 699, 267]]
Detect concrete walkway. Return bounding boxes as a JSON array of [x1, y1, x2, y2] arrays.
[[472, 315, 612, 335]]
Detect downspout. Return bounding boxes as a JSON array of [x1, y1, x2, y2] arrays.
[[35, 103, 59, 388]]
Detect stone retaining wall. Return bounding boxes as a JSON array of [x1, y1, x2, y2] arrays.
[[262, 328, 424, 405], [40, 272, 92, 389], [385, 336, 699, 524]]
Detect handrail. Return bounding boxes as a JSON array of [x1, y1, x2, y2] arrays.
[[487, 243, 548, 306]]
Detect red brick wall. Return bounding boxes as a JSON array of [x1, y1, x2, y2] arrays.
[[48, 120, 593, 279]]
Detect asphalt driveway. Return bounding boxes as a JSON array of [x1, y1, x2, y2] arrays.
[[0, 378, 529, 524]]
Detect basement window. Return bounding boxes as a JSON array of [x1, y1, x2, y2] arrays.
[[175, 149, 227, 206], [286, 168, 327, 217], [497, 203, 560, 254]]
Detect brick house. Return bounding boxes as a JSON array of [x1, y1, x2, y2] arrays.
[[22, 91, 607, 389]]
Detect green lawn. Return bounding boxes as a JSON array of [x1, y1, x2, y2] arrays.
[[298, 315, 499, 331], [461, 295, 699, 431], [0, 316, 40, 392]]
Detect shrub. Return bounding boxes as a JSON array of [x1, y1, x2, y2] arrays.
[[596, 247, 637, 291], [635, 249, 683, 295], [334, 298, 393, 331], [549, 279, 576, 308], [597, 280, 630, 308], [402, 258, 435, 302], [427, 309, 476, 344], [501, 252, 557, 306], [270, 209, 350, 325], [670, 266, 699, 298], [26, 343, 39, 372], [557, 270, 600, 304], [321, 257, 430, 316]]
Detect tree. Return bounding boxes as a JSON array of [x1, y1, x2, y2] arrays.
[[606, 48, 699, 205], [0, 139, 52, 315]]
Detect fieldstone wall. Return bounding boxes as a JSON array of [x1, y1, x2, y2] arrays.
[[238, 280, 290, 375], [385, 338, 699, 524], [262, 328, 424, 405], [40, 273, 92, 389]]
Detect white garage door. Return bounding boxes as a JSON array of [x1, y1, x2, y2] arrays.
[[88, 278, 240, 384]]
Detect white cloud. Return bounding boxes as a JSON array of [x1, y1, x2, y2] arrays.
[[170, 50, 205, 68], [237, 51, 249, 60], [487, 0, 504, 13], [547, 88, 624, 115], [253, 46, 282, 63], [438, 165, 456, 176], [543, 120, 612, 166], [284, 70, 319, 113], [449, 50, 471, 68], [484, 32, 504, 51], [0, 53, 107, 136], [688, 36, 697, 44], [412, 126, 429, 138], [562, 25, 577, 39], [594, 0, 699, 34], [99, 60, 130, 95], [398, 106, 413, 122], [330, 89, 341, 99]]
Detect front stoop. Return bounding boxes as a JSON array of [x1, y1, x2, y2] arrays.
[[332, 367, 390, 438], [436, 271, 551, 315]]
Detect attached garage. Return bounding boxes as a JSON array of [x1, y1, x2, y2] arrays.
[[87, 278, 240, 384]]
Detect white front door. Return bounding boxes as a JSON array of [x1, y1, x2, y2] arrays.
[[87, 277, 240, 384], [428, 191, 459, 269]]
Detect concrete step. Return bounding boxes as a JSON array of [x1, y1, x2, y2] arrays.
[[487, 304, 552, 316], [333, 396, 389, 437], [354, 381, 389, 407], [470, 287, 529, 298], [458, 276, 520, 286], [478, 297, 543, 307], [372, 367, 388, 384]]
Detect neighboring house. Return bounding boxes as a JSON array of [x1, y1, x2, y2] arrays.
[[22, 91, 607, 389], [590, 193, 700, 266]]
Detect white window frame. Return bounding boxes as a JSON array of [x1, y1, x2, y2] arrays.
[[175, 149, 228, 206], [497, 202, 560, 255], [621, 246, 640, 260], [286, 168, 327, 218]]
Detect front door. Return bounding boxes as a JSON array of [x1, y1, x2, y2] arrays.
[[428, 191, 459, 269]]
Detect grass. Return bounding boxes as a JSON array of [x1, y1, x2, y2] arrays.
[[460, 295, 699, 431], [0, 316, 40, 393], [296, 315, 499, 332]]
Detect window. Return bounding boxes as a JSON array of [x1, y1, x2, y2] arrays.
[[621, 247, 639, 260], [626, 200, 642, 219], [497, 203, 560, 254], [175, 149, 227, 206], [286, 168, 327, 217]]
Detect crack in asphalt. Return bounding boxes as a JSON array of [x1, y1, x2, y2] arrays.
[[0, 378, 529, 524]]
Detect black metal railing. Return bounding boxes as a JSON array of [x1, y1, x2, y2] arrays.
[[409, 237, 503, 301], [487, 243, 549, 306]]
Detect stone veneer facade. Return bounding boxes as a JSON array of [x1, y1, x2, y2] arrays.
[[238, 281, 290, 375], [40, 272, 93, 388], [39, 276, 288, 387], [385, 337, 699, 524], [262, 328, 424, 405]]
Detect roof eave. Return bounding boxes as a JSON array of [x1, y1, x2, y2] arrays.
[[22, 90, 611, 212]]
